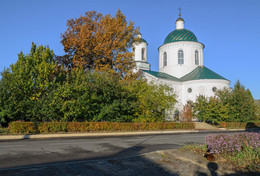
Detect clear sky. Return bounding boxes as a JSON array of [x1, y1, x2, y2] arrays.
[[0, 0, 260, 99]]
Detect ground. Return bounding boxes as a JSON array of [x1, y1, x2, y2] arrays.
[[1, 148, 258, 176]]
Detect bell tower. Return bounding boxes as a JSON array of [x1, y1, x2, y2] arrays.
[[132, 34, 150, 72]]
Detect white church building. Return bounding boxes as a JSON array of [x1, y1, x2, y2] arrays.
[[133, 12, 230, 118]]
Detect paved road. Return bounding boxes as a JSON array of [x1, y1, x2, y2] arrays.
[[0, 132, 238, 170]]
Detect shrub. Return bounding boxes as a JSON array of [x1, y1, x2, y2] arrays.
[[8, 121, 195, 134], [219, 122, 260, 129], [38, 122, 68, 133], [9, 121, 36, 134]]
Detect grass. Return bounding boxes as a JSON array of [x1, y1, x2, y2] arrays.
[[183, 143, 260, 172]]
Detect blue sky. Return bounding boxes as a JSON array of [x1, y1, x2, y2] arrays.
[[0, 0, 260, 99]]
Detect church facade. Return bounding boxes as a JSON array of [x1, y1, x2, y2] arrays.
[[132, 13, 230, 119]]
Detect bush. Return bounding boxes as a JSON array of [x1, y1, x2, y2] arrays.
[[219, 122, 260, 129], [8, 121, 195, 134], [9, 121, 36, 134], [38, 122, 68, 133]]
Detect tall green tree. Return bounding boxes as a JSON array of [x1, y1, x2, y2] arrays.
[[193, 81, 256, 123], [0, 43, 57, 124], [193, 95, 229, 123], [228, 81, 256, 121]]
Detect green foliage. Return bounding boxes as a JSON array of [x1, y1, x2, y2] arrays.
[[193, 81, 257, 123], [227, 81, 256, 121], [42, 70, 176, 122], [8, 121, 195, 134], [232, 146, 260, 172], [0, 42, 176, 124], [193, 95, 229, 123], [255, 100, 260, 120], [9, 121, 36, 134], [0, 43, 57, 125], [184, 142, 260, 172], [129, 80, 176, 122], [219, 122, 260, 129]]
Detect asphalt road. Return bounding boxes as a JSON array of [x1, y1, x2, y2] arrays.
[[0, 131, 240, 171]]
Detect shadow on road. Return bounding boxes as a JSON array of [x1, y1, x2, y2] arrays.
[[245, 122, 260, 133], [0, 145, 179, 176]]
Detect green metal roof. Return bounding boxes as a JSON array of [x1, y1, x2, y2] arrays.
[[164, 29, 198, 44], [142, 70, 180, 82], [179, 66, 228, 81], [141, 38, 148, 45], [142, 66, 228, 82]]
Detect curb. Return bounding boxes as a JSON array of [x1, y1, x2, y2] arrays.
[[0, 129, 247, 141], [0, 130, 200, 140]]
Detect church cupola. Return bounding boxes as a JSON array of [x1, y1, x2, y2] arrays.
[[158, 9, 205, 78], [132, 34, 150, 72], [176, 8, 184, 30]]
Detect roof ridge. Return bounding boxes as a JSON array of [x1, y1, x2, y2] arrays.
[[143, 66, 229, 82]]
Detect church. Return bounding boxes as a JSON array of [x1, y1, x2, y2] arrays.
[[132, 12, 230, 119]]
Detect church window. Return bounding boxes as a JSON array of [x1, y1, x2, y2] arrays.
[[187, 88, 192, 93], [195, 50, 199, 65], [141, 48, 145, 60], [178, 50, 184, 64], [212, 87, 217, 92], [163, 52, 167, 66]]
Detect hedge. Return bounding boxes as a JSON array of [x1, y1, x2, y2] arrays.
[[219, 122, 260, 129], [8, 121, 195, 134]]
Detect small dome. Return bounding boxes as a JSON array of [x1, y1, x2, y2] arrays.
[[176, 17, 184, 22], [137, 34, 148, 45], [163, 29, 198, 44], [140, 38, 148, 45]]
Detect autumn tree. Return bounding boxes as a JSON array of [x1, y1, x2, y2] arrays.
[[60, 9, 139, 79]]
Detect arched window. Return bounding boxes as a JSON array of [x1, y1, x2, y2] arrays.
[[195, 50, 199, 65], [141, 48, 145, 60], [163, 52, 167, 66], [178, 50, 184, 64]]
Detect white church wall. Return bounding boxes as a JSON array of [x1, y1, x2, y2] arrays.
[[181, 79, 230, 106], [159, 41, 204, 78]]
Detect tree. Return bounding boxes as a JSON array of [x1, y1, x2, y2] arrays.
[[228, 80, 256, 121], [193, 81, 256, 123], [193, 95, 229, 123], [60, 9, 139, 79], [181, 102, 193, 122], [131, 81, 177, 122], [0, 43, 57, 124]]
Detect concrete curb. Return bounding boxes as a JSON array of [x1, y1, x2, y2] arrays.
[[0, 129, 247, 141], [0, 130, 200, 140]]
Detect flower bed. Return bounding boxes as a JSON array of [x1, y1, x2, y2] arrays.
[[206, 133, 260, 154]]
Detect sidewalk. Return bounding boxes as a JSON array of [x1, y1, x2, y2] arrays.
[[0, 128, 245, 141]]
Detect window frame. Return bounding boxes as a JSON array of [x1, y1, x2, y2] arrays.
[[195, 50, 199, 65], [178, 50, 184, 65], [163, 52, 167, 67], [141, 48, 145, 61]]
